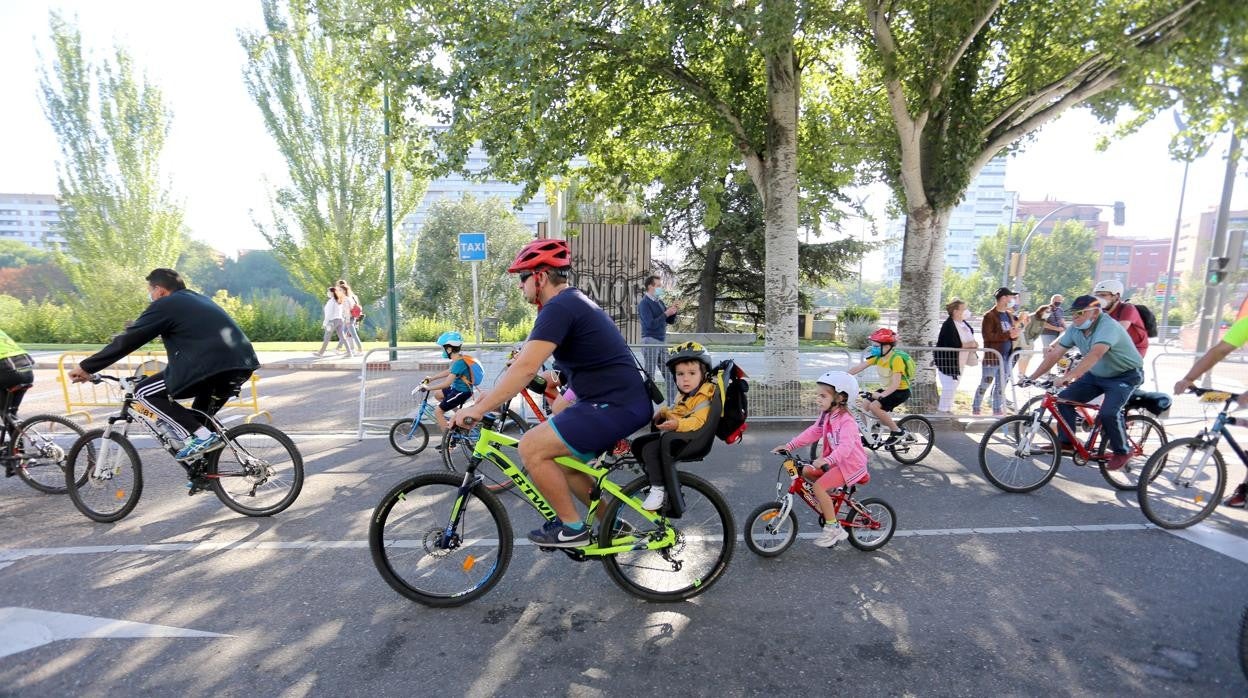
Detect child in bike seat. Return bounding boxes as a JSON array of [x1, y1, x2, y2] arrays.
[[771, 370, 868, 548], [637, 342, 718, 511], [421, 331, 478, 431]]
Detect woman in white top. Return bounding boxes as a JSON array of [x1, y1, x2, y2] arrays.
[[934, 298, 978, 413], [315, 286, 351, 357], [336, 279, 364, 354]]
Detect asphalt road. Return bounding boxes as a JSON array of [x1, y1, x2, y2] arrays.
[[2, 393, 1246, 697]]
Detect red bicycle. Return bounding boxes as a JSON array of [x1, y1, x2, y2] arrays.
[[978, 378, 1166, 493], [743, 451, 896, 557]]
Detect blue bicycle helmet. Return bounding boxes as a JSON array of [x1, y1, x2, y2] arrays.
[[436, 331, 464, 347]]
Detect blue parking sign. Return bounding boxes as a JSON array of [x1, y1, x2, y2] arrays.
[[458, 232, 487, 261]]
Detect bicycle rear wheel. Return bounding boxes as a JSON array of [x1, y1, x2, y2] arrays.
[[207, 422, 304, 517], [65, 430, 142, 523], [388, 418, 429, 456], [979, 415, 1061, 493], [889, 415, 934, 464], [1098, 414, 1166, 491], [844, 497, 896, 551], [1137, 437, 1226, 529], [441, 410, 528, 493], [600, 472, 735, 602], [743, 502, 798, 557], [369, 472, 513, 607], [11, 414, 86, 494]]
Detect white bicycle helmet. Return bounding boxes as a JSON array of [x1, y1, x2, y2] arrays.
[[817, 370, 859, 401], [1092, 279, 1124, 297]]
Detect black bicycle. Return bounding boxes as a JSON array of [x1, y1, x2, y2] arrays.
[[65, 373, 304, 522], [1, 382, 88, 494]]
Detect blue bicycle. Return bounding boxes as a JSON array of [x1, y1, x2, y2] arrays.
[[388, 381, 441, 456], [1137, 386, 1242, 529]]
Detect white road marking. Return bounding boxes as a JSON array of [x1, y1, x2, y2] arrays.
[[1164, 523, 1248, 564], [0, 607, 230, 660]]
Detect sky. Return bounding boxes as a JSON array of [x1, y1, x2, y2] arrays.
[[1, 1, 1246, 268]]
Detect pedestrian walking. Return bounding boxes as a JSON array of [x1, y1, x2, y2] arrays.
[[315, 286, 351, 357], [638, 275, 680, 404], [934, 299, 977, 413], [1040, 294, 1065, 346], [1014, 305, 1049, 377], [337, 279, 364, 354], [973, 287, 1020, 416]]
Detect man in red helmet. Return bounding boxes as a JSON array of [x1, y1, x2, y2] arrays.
[[847, 328, 910, 445], [455, 238, 655, 548]]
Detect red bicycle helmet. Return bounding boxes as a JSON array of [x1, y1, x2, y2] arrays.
[[869, 328, 898, 344], [508, 238, 572, 273]]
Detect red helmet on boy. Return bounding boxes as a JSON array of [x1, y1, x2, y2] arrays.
[[869, 328, 897, 344]]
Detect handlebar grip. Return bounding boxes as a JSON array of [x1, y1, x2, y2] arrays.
[[459, 415, 476, 427]]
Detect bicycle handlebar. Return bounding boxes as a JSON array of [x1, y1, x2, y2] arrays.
[[1187, 386, 1242, 402]]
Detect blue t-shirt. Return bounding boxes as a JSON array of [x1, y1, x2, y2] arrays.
[[448, 358, 471, 393], [1058, 314, 1143, 377], [528, 288, 648, 405]]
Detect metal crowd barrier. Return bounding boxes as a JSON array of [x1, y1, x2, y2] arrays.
[[55, 352, 271, 423]]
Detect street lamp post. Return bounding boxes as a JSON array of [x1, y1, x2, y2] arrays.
[[383, 86, 398, 362], [1011, 201, 1124, 307]]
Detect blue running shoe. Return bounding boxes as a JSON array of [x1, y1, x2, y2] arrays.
[[176, 433, 224, 461], [527, 520, 591, 548]]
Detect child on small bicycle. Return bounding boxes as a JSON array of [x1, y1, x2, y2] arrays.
[[771, 370, 869, 548], [421, 331, 479, 431], [636, 342, 718, 511], [848, 328, 909, 446]]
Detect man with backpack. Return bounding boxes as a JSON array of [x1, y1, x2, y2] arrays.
[[1093, 279, 1149, 357], [422, 330, 483, 431], [848, 328, 912, 446]]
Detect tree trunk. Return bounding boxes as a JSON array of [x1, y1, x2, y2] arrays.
[[760, 35, 800, 381], [897, 204, 951, 346], [696, 239, 723, 332]]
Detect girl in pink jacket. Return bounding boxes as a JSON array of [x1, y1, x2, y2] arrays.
[[772, 370, 869, 548]]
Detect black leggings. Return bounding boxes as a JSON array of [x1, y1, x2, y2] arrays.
[[0, 356, 35, 420], [633, 432, 695, 487], [134, 369, 253, 438]]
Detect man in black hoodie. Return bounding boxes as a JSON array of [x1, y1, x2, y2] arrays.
[[67, 268, 259, 461]]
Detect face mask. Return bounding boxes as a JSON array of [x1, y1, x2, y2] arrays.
[[962, 310, 971, 320], [1039, 312, 1049, 320], [867, 345, 882, 358], [149, 291, 157, 302], [654, 288, 665, 300], [1008, 299, 1017, 309], [1075, 315, 1094, 330]]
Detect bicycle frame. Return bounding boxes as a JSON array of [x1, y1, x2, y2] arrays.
[[1032, 391, 1109, 460], [445, 426, 676, 556], [769, 457, 878, 531]]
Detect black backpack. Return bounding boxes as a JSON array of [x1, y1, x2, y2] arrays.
[[1133, 303, 1159, 338], [711, 359, 749, 444]]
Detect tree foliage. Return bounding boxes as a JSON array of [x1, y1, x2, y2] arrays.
[[38, 12, 186, 340], [0, 240, 54, 268], [945, 221, 1096, 313], [241, 0, 424, 307], [406, 195, 538, 333]]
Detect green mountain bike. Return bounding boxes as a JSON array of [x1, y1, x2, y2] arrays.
[[369, 413, 735, 607]]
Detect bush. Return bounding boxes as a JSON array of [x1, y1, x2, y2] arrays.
[[213, 290, 319, 342], [398, 315, 533, 344], [840, 306, 880, 324], [844, 319, 876, 349], [1163, 308, 1186, 326], [0, 296, 80, 343]]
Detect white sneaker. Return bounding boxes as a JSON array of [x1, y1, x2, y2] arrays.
[[813, 524, 849, 548], [641, 486, 666, 511]]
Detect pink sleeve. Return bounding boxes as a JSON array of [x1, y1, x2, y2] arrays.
[[785, 417, 826, 451]]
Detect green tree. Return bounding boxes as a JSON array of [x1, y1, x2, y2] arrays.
[[176, 239, 226, 294], [0, 240, 54, 268], [407, 195, 537, 333], [847, 0, 1247, 344], [39, 13, 186, 340], [359, 0, 866, 379], [241, 0, 424, 307], [220, 249, 310, 304], [951, 221, 1096, 312]]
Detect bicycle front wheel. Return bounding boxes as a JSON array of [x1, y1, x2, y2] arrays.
[[207, 423, 304, 517], [600, 472, 735, 602], [1137, 437, 1226, 529], [388, 418, 430, 456], [743, 502, 799, 557], [979, 415, 1061, 493], [1099, 415, 1166, 491], [441, 410, 529, 493], [369, 472, 513, 607], [66, 430, 142, 523], [889, 415, 934, 464], [11, 414, 86, 494]]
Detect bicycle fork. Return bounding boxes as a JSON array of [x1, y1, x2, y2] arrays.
[[92, 422, 128, 479], [437, 468, 485, 550]]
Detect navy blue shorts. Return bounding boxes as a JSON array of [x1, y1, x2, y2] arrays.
[[439, 388, 471, 412], [549, 397, 654, 462]]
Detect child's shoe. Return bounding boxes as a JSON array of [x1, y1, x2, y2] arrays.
[[641, 486, 666, 511], [813, 524, 848, 548]]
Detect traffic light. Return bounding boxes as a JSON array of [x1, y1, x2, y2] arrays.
[[1113, 201, 1125, 226], [1207, 256, 1230, 285]]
